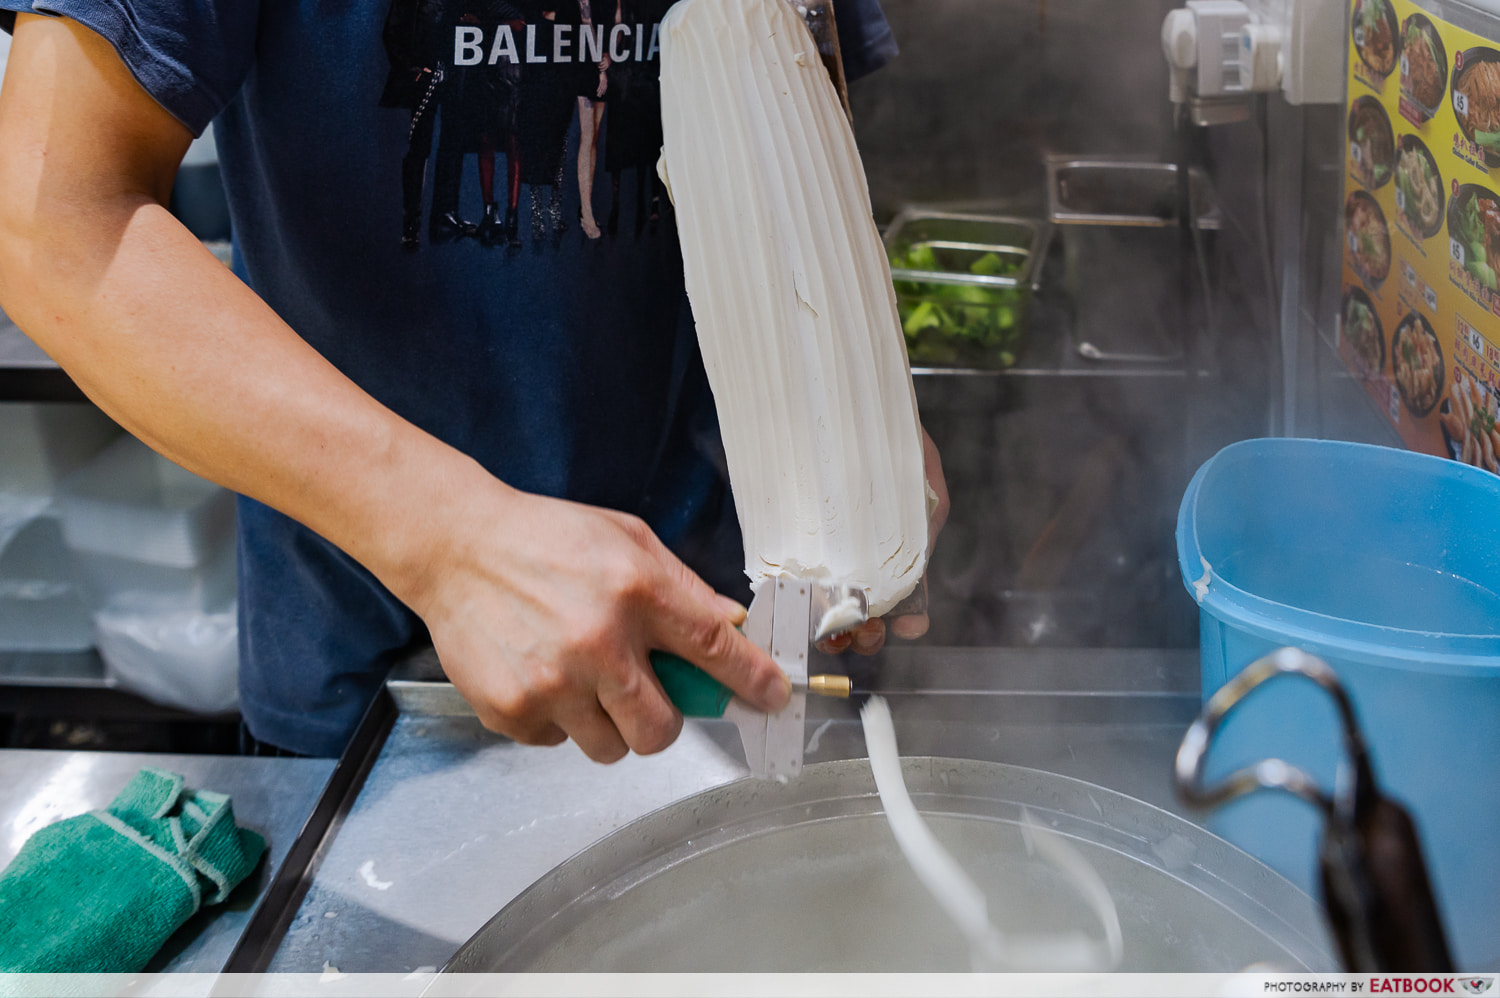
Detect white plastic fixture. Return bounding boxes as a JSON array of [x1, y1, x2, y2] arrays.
[[1161, 0, 1343, 107]]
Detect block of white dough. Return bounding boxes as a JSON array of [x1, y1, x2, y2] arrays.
[[660, 0, 927, 615]]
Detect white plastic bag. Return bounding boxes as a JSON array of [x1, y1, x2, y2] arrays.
[[95, 601, 239, 714]]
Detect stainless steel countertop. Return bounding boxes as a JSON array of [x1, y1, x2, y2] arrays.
[[268, 646, 1205, 972], [0, 748, 336, 971]]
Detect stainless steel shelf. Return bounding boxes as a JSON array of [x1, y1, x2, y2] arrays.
[[0, 648, 110, 689]]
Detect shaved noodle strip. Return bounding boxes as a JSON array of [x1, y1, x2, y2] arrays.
[[1015, 808, 1125, 970], [860, 696, 1005, 969], [860, 696, 1125, 971]]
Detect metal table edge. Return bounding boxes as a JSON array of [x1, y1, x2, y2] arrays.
[[221, 685, 399, 972]]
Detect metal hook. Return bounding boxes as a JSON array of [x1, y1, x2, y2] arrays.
[[1174, 647, 1453, 972], [1174, 647, 1376, 822]]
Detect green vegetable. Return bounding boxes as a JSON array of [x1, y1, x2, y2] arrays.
[[1396, 173, 1416, 222], [1457, 197, 1489, 285], [1472, 260, 1497, 291], [889, 241, 1029, 367], [901, 299, 940, 336], [1476, 129, 1500, 153], [952, 284, 996, 305], [1457, 196, 1493, 288], [889, 243, 939, 272], [969, 252, 1009, 276], [1461, 196, 1483, 243]]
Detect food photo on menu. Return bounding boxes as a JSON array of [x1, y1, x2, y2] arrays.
[[1342, 285, 1387, 379], [1353, 0, 1400, 77], [1400, 12, 1448, 115], [1440, 367, 1500, 472], [1349, 96, 1395, 188], [1392, 310, 1446, 419], [1447, 183, 1500, 295], [1451, 47, 1500, 166], [1346, 189, 1392, 287], [1394, 134, 1443, 238]]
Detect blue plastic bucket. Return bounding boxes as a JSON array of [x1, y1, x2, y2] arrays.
[[1176, 438, 1500, 966]]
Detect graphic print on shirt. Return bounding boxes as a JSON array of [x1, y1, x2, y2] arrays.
[[379, 0, 672, 252]]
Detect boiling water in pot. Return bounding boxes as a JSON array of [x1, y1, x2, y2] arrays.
[[444, 759, 1336, 973], [511, 814, 1287, 972]]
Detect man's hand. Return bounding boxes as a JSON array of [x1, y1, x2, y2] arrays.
[[818, 424, 949, 656], [408, 481, 790, 762]]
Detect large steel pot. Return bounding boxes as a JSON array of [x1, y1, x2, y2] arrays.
[[443, 758, 1335, 972]]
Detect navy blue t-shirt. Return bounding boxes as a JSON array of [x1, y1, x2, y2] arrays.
[[1, 0, 896, 755]]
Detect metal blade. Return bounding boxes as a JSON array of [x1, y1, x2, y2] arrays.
[[765, 577, 812, 780], [726, 578, 810, 780], [725, 577, 866, 778], [743, 582, 775, 652], [723, 698, 768, 777]]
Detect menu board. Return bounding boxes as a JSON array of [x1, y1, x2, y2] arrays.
[[1342, 0, 1500, 472]]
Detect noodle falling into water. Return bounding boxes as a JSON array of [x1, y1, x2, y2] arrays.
[[860, 696, 1124, 971]]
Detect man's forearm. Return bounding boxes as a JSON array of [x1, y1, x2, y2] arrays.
[[0, 190, 489, 609]]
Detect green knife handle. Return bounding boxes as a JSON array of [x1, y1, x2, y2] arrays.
[[650, 651, 734, 718]]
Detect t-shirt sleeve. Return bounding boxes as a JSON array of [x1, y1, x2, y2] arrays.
[[0, 0, 258, 136], [832, 0, 898, 81]]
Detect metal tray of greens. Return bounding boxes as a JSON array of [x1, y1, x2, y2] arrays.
[[884, 210, 1050, 370]]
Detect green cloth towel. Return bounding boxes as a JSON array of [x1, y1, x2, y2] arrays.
[[0, 766, 266, 973]]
